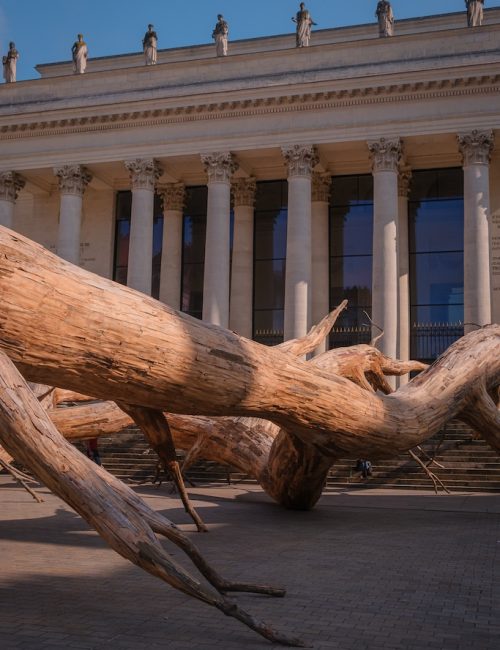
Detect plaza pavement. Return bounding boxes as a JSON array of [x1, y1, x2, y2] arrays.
[[0, 476, 499, 650]]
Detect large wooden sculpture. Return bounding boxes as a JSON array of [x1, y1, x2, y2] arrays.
[[1, 225, 500, 645]]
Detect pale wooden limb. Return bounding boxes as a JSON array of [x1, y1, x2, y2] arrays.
[[0, 457, 44, 503], [0, 350, 305, 647], [278, 300, 348, 356], [408, 449, 450, 495], [118, 403, 208, 532]]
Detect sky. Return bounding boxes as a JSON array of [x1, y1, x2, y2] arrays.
[[1, 0, 500, 81]]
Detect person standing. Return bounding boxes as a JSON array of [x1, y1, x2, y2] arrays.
[[143, 24, 158, 65], [292, 3, 317, 48], [2, 42, 19, 83], [72, 34, 88, 74]]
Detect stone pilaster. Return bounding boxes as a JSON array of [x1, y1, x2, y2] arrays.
[[282, 145, 318, 342], [458, 130, 495, 332], [368, 138, 403, 379], [230, 178, 257, 338], [312, 172, 331, 354], [397, 167, 412, 385], [54, 165, 92, 265], [159, 183, 185, 309], [0, 171, 26, 229], [124, 158, 163, 295], [201, 152, 238, 327]]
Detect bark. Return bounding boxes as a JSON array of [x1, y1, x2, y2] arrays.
[[0, 350, 304, 647]]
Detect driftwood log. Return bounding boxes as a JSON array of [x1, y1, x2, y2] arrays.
[[1, 225, 500, 644]]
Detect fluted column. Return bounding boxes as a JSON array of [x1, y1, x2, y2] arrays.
[[54, 165, 92, 265], [311, 172, 331, 354], [230, 178, 256, 338], [0, 171, 25, 229], [201, 152, 238, 327], [458, 130, 494, 333], [124, 158, 162, 295], [368, 137, 402, 369], [398, 169, 412, 386], [159, 183, 185, 309], [282, 144, 318, 341]]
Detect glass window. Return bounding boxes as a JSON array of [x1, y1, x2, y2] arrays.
[[409, 169, 464, 363], [253, 181, 288, 345], [181, 187, 208, 319], [329, 175, 374, 348]]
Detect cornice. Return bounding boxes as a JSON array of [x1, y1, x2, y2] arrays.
[[0, 74, 498, 142]]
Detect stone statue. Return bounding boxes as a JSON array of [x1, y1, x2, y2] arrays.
[[292, 3, 317, 48], [466, 0, 485, 27], [212, 15, 229, 57], [143, 24, 158, 65], [72, 34, 88, 74], [376, 1, 395, 38], [2, 42, 19, 83]]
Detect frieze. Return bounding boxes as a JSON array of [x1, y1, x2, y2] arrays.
[[0, 75, 498, 142]]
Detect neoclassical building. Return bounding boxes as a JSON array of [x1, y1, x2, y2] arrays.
[[1, 9, 499, 378]]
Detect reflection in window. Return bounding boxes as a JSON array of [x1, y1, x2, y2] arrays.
[[329, 175, 374, 348], [253, 181, 288, 345], [409, 168, 464, 363], [113, 191, 163, 299]]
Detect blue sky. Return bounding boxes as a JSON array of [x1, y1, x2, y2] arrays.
[[1, 1, 499, 81]]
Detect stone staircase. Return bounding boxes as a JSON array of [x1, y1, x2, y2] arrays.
[[82, 421, 500, 492]]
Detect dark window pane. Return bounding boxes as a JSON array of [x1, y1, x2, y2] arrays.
[[437, 168, 463, 199], [183, 216, 206, 264], [254, 309, 284, 346], [185, 186, 208, 215], [114, 266, 128, 286], [254, 209, 287, 260], [256, 181, 286, 211], [254, 260, 286, 310], [410, 252, 463, 306], [116, 191, 132, 221], [115, 219, 130, 270], [331, 176, 358, 206], [409, 200, 464, 253], [181, 263, 204, 313], [330, 256, 372, 302], [358, 175, 374, 203], [409, 170, 438, 201], [330, 205, 373, 256]]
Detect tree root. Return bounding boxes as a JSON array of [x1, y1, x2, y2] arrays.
[[0, 350, 304, 647]]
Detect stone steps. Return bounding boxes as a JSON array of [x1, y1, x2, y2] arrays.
[[79, 422, 500, 492]]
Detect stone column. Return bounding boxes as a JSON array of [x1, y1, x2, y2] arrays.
[[458, 130, 494, 333], [368, 137, 402, 369], [124, 158, 162, 295], [0, 171, 25, 229], [398, 169, 412, 386], [311, 172, 331, 354], [201, 152, 238, 328], [54, 165, 92, 265], [282, 144, 318, 341], [230, 177, 257, 339], [159, 183, 185, 309]]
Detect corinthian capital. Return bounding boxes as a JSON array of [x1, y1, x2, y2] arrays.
[[458, 130, 494, 166], [54, 165, 92, 196], [398, 168, 412, 198], [201, 152, 238, 184], [232, 178, 257, 207], [159, 183, 186, 212], [282, 144, 319, 178], [368, 138, 403, 172], [0, 171, 26, 203], [312, 173, 332, 202], [124, 158, 163, 190]]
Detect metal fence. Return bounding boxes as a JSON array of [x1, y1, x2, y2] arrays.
[[410, 322, 464, 363], [329, 326, 372, 348]]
